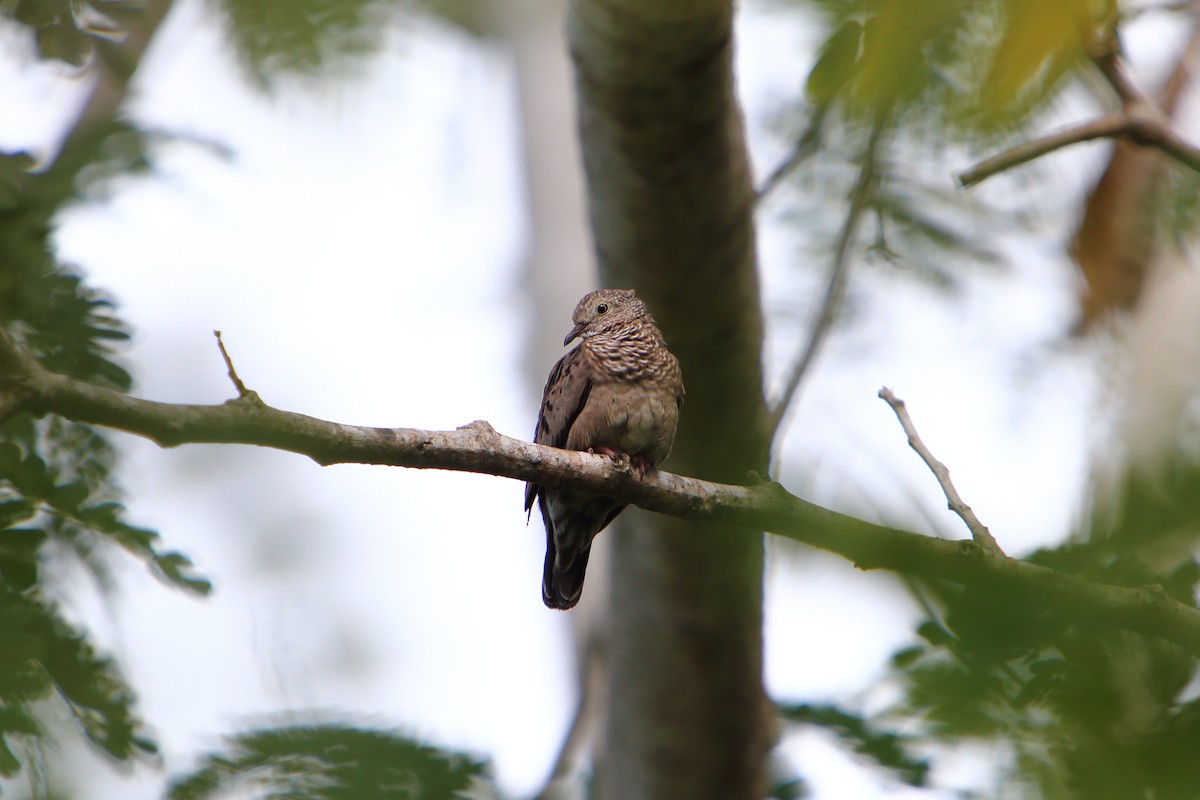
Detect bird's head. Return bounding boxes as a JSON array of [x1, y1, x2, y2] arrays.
[[563, 288, 647, 346]]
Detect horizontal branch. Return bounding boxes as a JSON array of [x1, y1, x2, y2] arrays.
[[956, 113, 1129, 188], [4, 327, 1200, 657]]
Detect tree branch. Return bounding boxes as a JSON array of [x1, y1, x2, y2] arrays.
[[766, 117, 885, 439], [755, 104, 829, 201], [957, 46, 1200, 188], [957, 113, 1131, 188], [878, 387, 1004, 555], [5, 327, 1200, 659]]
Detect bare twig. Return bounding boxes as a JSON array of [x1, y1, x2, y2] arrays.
[[755, 104, 829, 201], [878, 386, 1005, 556], [212, 330, 256, 400], [767, 118, 886, 440], [957, 113, 1130, 188], [957, 44, 1200, 188]]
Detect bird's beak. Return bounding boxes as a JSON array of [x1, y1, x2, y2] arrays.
[[563, 323, 586, 347]]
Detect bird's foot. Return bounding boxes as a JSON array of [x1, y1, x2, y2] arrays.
[[587, 446, 646, 476]]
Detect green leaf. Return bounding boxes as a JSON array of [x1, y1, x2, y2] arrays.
[[0, 705, 42, 736], [169, 723, 492, 800], [0, 734, 20, 777], [12, 454, 51, 497], [778, 702, 929, 787], [48, 480, 90, 513], [216, 0, 394, 89], [890, 645, 924, 669], [0, 442, 22, 475], [153, 551, 213, 596], [0, 500, 35, 530], [805, 20, 862, 106]]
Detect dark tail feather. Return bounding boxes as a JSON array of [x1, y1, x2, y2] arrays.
[[542, 544, 592, 610]]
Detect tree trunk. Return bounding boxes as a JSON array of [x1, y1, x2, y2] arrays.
[[567, 1, 770, 797]]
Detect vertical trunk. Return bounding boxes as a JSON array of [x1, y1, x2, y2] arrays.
[[567, 2, 770, 797]]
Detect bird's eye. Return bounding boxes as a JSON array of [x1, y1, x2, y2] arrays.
[[596, 303, 609, 315]]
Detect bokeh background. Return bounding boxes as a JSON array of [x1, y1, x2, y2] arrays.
[[4, 1, 1200, 798]]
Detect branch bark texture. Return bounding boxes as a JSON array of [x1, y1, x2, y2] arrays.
[[567, 1, 769, 797]]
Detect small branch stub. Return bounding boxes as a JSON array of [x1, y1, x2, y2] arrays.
[[213, 330, 259, 402], [878, 386, 1005, 556]]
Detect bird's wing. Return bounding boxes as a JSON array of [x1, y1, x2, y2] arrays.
[[525, 346, 592, 513]]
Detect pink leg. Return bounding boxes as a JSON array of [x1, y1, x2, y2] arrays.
[[587, 446, 650, 477]]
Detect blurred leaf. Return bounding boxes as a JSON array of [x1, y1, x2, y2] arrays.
[[806, 20, 863, 106], [979, 0, 1099, 119], [213, 0, 397, 88], [36, 19, 92, 65], [778, 702, 929, 787], [168, 723, 493, 800], [0, 151, 34, 212], [0, 734, 20, 777], [849, 0, 966, 113], [890, 645, 924, 669], [48, 481, 89, 513], [0, 586, 154, 778], [407, 0, 487, 36], [0, 500, 35, 529]]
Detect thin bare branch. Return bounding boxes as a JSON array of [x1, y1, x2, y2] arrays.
[[212, 330, 256, 400], [767, 118, 885, 440], [755, 104, 829, 201], [957, 113, 1130, 188], [878, 387, 1005, 556]]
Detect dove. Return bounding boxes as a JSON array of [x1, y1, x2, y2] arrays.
[[525, 288, 684, 610]]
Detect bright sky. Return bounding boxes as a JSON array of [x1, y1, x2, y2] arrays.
[[3, 2, 1191, 798]]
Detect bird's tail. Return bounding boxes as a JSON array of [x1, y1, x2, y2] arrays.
[[542, 543, 592, 610]]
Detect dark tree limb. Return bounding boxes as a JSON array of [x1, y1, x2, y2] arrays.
[[5, 327, 1200, 660]]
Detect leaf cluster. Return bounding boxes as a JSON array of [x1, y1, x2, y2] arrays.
[[168, 723, 492, 800], [767, 0, 1138, 296], [0, 585, 159, 775], [212, 0, 400, 89], [0, 0, 148, 67], [775, 702, 930, 792], [880, 482, 1200, 799], [801, 0, 1110, 131], [0, 258, 209, 787], [0, 25, 209, 780]]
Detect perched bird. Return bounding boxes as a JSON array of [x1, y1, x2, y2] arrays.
[[525, 288, 684, 610]]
